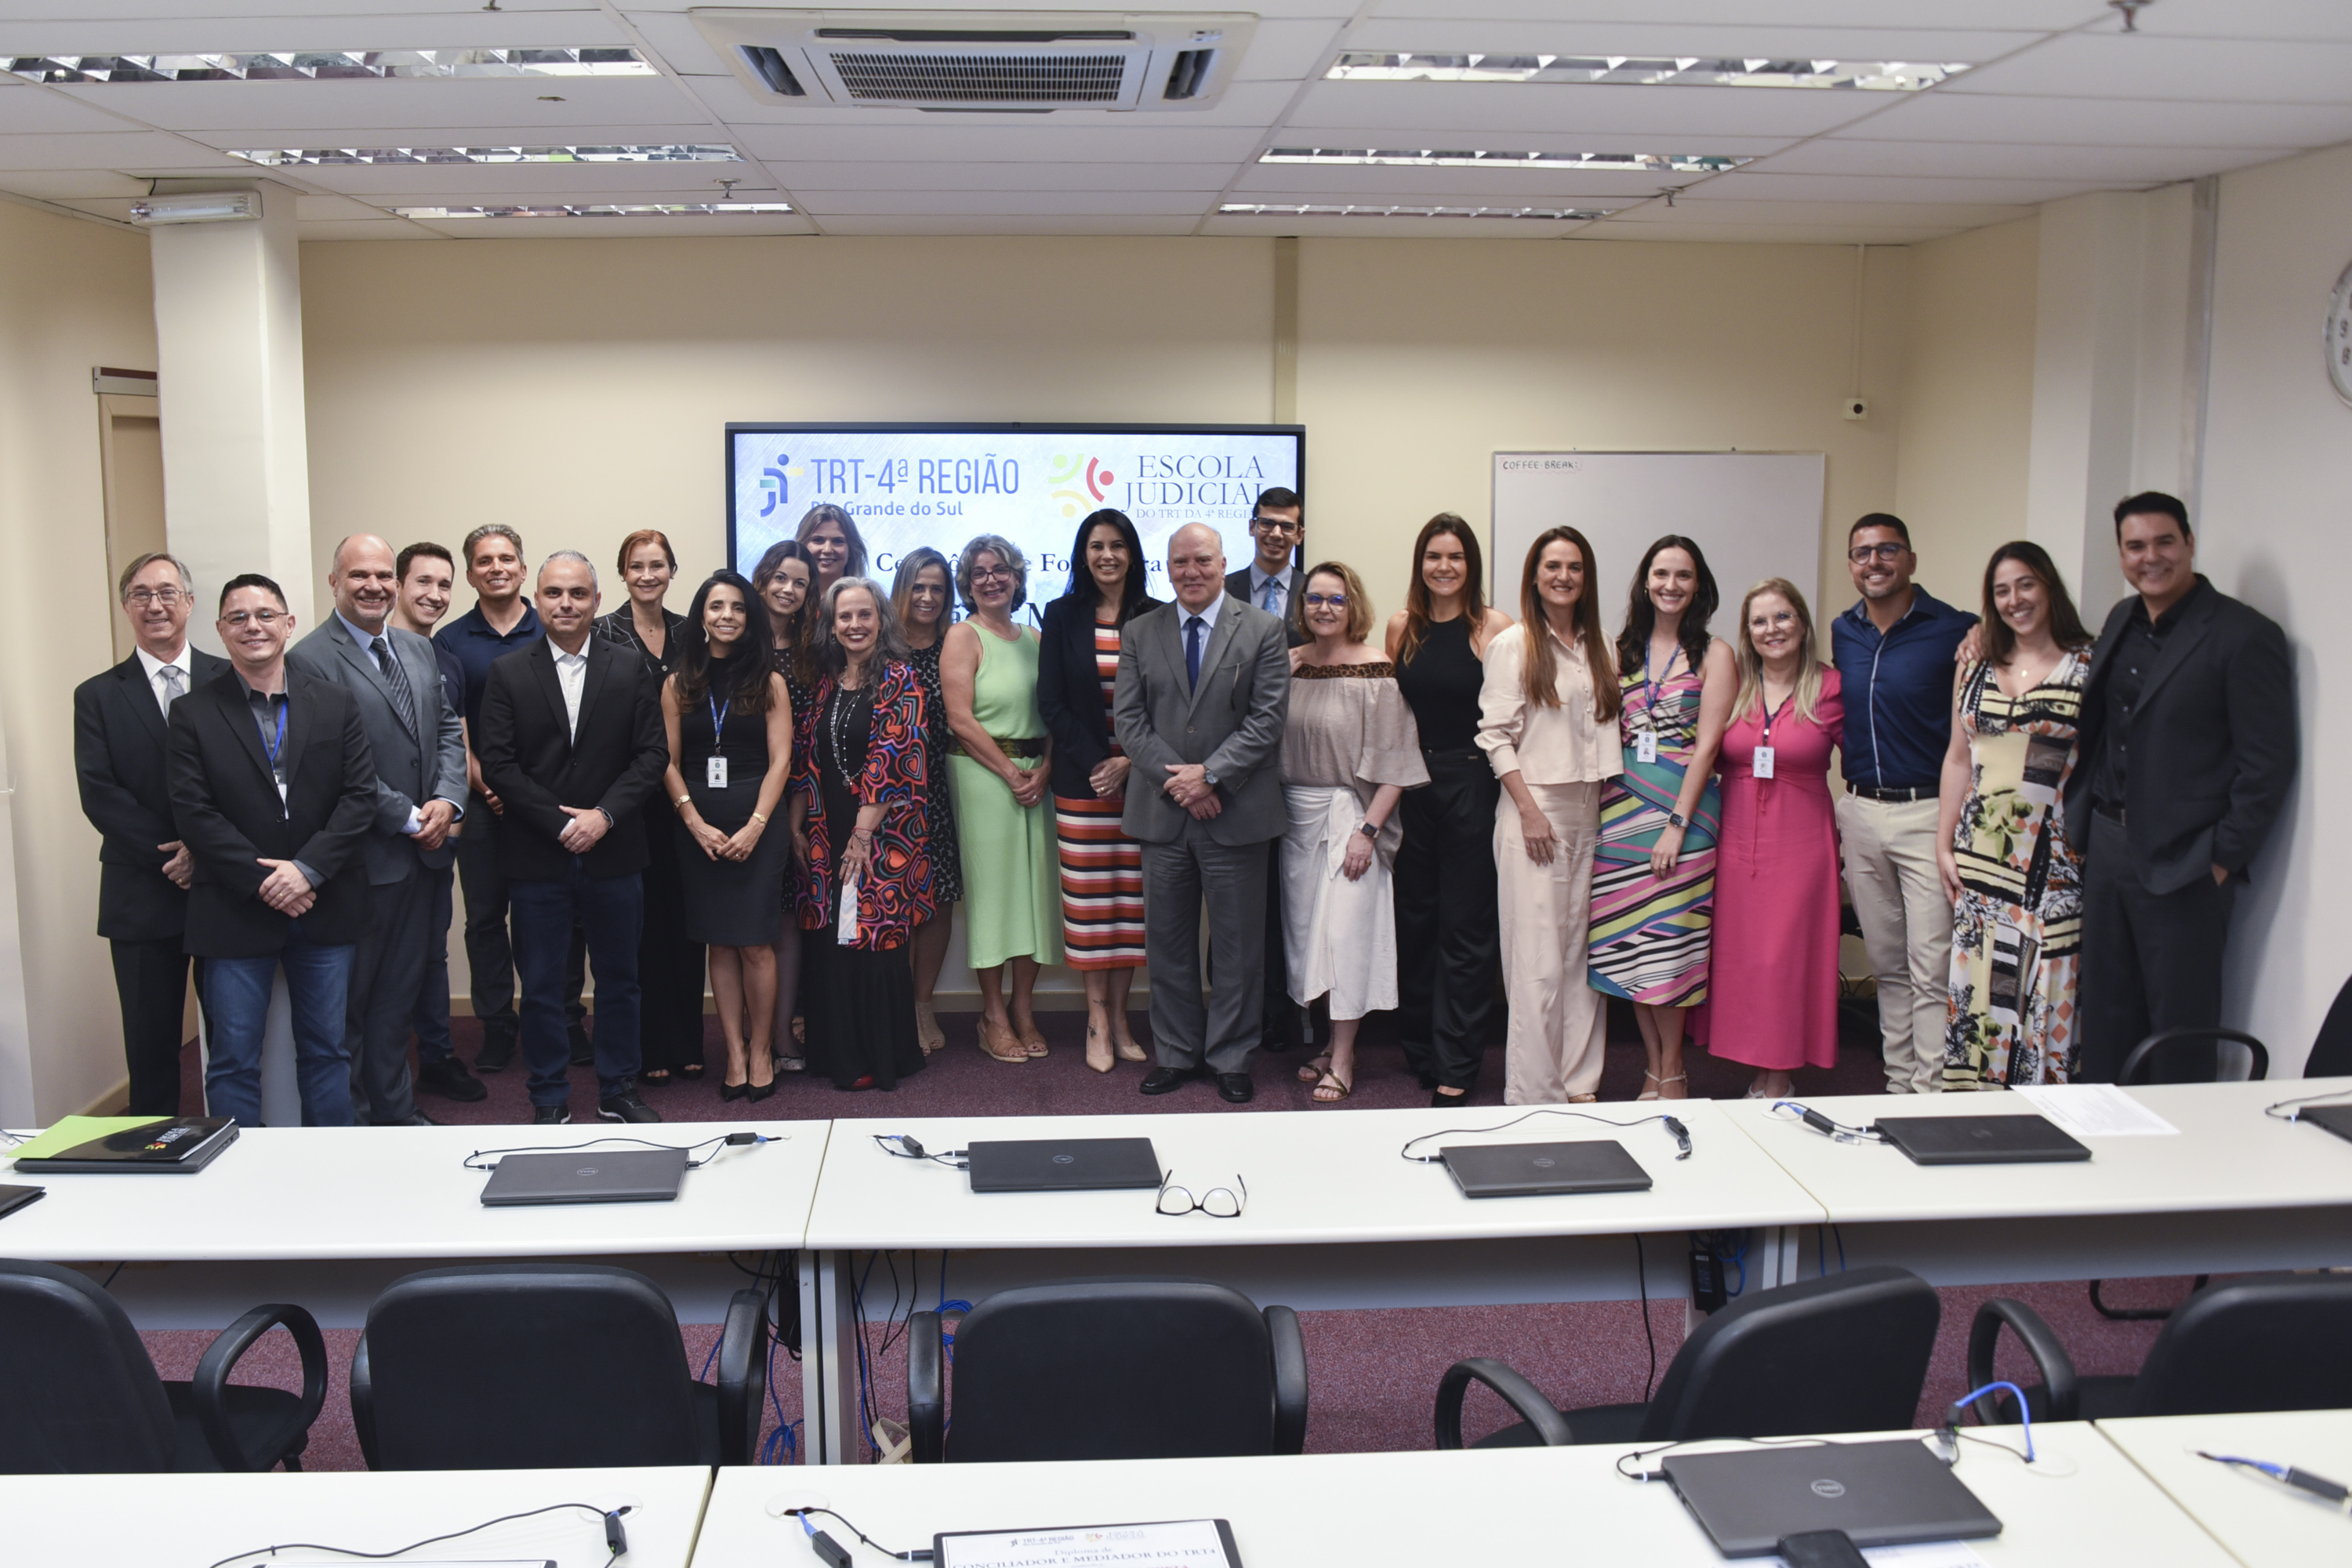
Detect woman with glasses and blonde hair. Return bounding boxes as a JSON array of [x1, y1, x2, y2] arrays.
[[1282, 561, 1426, 1104], [892, 546, 961, 1053], [942, 534, 1062, 1065], [1476, 526, 1623, 1105], [1705, 578, 1847, 1099]]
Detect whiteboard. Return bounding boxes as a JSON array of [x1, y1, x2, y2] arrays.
[[1491, 452, 1827, 641]]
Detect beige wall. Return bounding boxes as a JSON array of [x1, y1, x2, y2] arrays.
[[0, 199, 159, 1121], [2197, 141, 2352, 1071], [1892, 216, 2040, 609]]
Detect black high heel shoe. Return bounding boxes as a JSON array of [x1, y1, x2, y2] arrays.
[[720, 1080, 750, 1102]]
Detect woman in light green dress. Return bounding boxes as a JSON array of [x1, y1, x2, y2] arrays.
[[943, 535, 1064, 1064]]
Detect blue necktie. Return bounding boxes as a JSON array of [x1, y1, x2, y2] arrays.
[[1185, 615, 1205, 691], [1260, 575, 1281, 615]]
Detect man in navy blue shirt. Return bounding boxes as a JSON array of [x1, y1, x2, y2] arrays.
[[1831, 514, 1977, 1094]]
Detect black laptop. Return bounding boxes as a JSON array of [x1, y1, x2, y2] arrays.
[[479, 1148, 689, 1207], [1873, 1113, 2090, 1167], [2293, 1102, 2352, 1146], [1664, 1437, 2003, 1557], [965, 1138, 1163, 1193], [13, 1116, 238, 1174], [1439, 1140, 1653, 1198]]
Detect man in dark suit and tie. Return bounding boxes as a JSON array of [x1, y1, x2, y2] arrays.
[[2066, 492, 2297, 1082], [288, 535, 470, 1126], [1114, 523, 1291, 1103], [74, 554, 230, 1115], [167, 574, 379, 1126], [1222, 485, 1317, 1055], [477, 550, 670, 1125]]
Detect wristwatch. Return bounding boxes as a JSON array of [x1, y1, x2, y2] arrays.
[[1201, 768, 1220, 790], [1356, 821, 1378, 840], [1666, 811, 1686, 829]]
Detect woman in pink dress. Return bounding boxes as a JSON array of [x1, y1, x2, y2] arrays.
[[1707, 577, 1847, 1098]]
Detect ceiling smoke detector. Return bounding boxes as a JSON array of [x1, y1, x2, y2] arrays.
[[691, 9, 1255, 111]]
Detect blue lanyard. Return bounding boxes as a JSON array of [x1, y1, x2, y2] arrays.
[[1759, 689, 1794, 746], [709, 691, 731, 754], [1642, 642, 1682, 730], [263, 698, 289, 772]]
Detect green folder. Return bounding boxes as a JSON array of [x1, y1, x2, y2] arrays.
[[6, 1116, 174, 1163]]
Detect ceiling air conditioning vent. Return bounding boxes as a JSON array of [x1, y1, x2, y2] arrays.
[[692, 9, 1257, 111]]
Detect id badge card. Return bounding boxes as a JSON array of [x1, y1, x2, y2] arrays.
[[1635, 728, 1659, 765], [706, 754, 729, 789], [1751, 744, 1775, 779]]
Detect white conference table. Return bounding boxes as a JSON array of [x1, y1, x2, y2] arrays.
[[2098, 1408, 2352, 1567], [1719, 1081, 2352, 1286], [696, 1422, 2229, 1566], [796, 1101, 1828, 1464], [0, 1119, 827, 1327], [0, 1465, 711, 1568]]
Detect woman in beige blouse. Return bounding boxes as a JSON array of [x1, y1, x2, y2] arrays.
[[1283, 562, 1428, 1103], [1477, 527, 1625, 1104]]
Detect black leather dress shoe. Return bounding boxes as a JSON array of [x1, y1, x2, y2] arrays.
[[598, 1088, 662, 1123], [1215, 1073, 1254, 1105], [1138, 1066, 1200, 1095], [532, 1103, 572, 1126], [475, 1034, 516, 1073], [417, 1057, 488, 1102]]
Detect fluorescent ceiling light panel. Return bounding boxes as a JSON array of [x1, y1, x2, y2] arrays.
[[129, 191, 259, 224], [3, 49, 653, 84], [1261, 148, 1746, 172], [393, 203, 795, 218], [1323, 54, 1963, 91], [234, 146, 741, 166], [1219, 202, 1606, 221]]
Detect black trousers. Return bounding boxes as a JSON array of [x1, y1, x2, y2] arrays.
[[637, 815, 707, 1075], [1392, 748, 1501, 1091], [111, 936, 201, 1116], [345, 862, 429, 1126], [2078, 811, 2235, 1083], [456, 793, 586, 1047]]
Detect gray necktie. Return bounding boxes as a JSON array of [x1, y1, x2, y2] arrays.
[[159, 665, 185, 711], [371, 635, 419, 738]]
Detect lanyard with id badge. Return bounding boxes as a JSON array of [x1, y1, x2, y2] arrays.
[[704, 691, 731, 790], [263, 699, 291, 812], [1634, 644, 1683, 766], [1752, 688, 1795, 780]]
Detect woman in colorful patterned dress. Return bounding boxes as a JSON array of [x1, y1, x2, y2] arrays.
[[893, 547, 961, 1054], [1037, 509, 1161, 1073], [1589, 536, 1736, 1102], [789, 577, 931, 1091], [1936, 541, 2095, 1088]]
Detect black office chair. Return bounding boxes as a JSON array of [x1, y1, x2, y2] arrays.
[[1435, 1265, 1940, 1449], [1969, 1271, 2352, 1423], [350, 1264, 768, 1469], [2297, 972, 2352, 1080], [0, 1257, 325, 1473], [906, 1278, 1308, 1463]]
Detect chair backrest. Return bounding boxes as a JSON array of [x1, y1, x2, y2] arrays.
[[2118, 1028, 2269, 1085], [0, 1258, 177, 1473], [358, 1264, 702, 1470], [1641, 1265, 1940, 1443], [2303, 972, 2352, 1080], [943, 1278, 1279, 1462], [2131, 1272, 2352, 1417]]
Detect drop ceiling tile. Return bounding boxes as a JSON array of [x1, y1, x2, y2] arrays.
[[0, 129, 240, 169], [1289, 79, 1891, 137], [1362, 1, 2098, 27], [797, 187, 1214, 216], [298, 217, 444, 239], [1269, 124, 1804, 157], [400, 210, 817, 237], [1764, 137, 2288, 181], [274, 161, 772, 197], [1695, 169, 2107, 204], [811, 213, 1203, 234], [1340, 19, 2049, 60], [43, 76, 702, 135], [177, 122, 724, 150], [0, 168, 149, 198], [1230, 164, 1689, 198], [1944, 32, 2352, 100], [1621, 195, 2038, 227], [730, 123, 1267, 162], [777, 160, 1239, 191], [1857, 89, 2352, 147], [616, 10, 739, 78], [0, 87, 140, 134], [12, 0, 601, 17], [2129, 0, 2352, 42], [1577, 218, 1973, 244], [1232, 18, 1347, 82], [1203, 212, 1589, 238], [376, 183, 790, 206], [292, 189, 386, 220], [0, 13, 627, 54]]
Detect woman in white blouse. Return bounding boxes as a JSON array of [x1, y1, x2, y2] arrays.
[[1477, 527, 1624, 1103]]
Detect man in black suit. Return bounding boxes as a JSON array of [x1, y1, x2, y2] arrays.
[[74, 554, 230, 1115], [2067, 492, 2297, 1082], [477, 551, 669, 1126], [167, 574, 378, 1126], [1221, 485, 1319, 1055], [288, 535, 470, 1127]]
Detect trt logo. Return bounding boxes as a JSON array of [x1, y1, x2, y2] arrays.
[[759, 452, 793, 517]]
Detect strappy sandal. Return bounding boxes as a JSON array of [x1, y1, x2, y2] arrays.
[[979, 1018, 1029, 1064], [1312, 1066, 1354, 1104], [1014, 1016, 1049, 1058], [1637, 1069, 1661, 1102], [1656, 1072, 1689, 1100], [1567, 1092, 1599, 1104], [1296, 1050, 1334, 1086]]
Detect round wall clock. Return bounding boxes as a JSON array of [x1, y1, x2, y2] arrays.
[[2328, 257, 2352, 407]]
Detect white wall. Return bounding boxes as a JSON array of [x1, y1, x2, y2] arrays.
[[2196, 141, 2352, 1072]]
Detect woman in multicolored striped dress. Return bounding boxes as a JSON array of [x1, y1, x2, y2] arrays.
[[893, 548, 961, 1054], [1588, 536, 1735, 1102], [1037, 509, 1162, 1073]]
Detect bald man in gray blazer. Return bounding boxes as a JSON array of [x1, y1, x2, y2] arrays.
[[1112, 523, 1291, 1103]]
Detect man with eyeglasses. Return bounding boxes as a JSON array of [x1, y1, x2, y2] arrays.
[[167, 575, 379, 1126], [75, 554, 232, 1114], [1830, 514, 1977, 1095]]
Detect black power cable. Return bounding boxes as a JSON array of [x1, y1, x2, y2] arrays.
[[205, 1502, 631, 1568]]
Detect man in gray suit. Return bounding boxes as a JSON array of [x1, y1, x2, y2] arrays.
[[289, 534, 469, 1125], [1114, 522, 1290, 1103]]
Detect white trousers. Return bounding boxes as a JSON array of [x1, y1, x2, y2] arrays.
[[1836, 792, 1954, 1094], [1495, 781, 1607, 1104]]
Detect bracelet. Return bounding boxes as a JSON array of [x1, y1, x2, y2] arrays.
[[750, 811, 769, 826], [673, 794, 692, 810]]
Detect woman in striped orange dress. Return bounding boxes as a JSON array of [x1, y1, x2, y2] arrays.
[[1037, 509, 1163, 1073], [1588, 536, 1736, 1102]]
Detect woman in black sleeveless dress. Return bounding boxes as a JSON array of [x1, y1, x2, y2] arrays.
[[753, 540, 816, 1073], [1385, 514, 1517, 1103]]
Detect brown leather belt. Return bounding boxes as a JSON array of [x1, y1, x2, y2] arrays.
[[949, 735, 1045, 759]]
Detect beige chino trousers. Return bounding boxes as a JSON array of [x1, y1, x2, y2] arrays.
[[1835, 792, 1953, 1094], [1495, 780, 1608, 1104]]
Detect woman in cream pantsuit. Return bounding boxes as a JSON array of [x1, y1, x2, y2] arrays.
[[1477, 526, 1624, 1104]]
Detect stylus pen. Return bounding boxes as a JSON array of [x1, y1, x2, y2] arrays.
[[2198, 1451, 2352, 1508]]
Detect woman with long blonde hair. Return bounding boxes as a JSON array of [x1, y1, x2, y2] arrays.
[[1475, 526, 1623, 1104], [1704, 577, 1846, 1098]]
